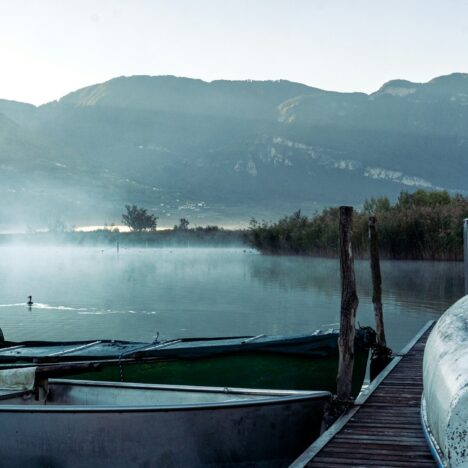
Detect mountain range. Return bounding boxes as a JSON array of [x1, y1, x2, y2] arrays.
[[0, 73, 467, 229]]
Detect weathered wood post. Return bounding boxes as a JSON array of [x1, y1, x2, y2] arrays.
[[368, 216, 386, 348], [464, 219, 468, 295], [368, 216, 392, 380], [336, 206, 359, 401]]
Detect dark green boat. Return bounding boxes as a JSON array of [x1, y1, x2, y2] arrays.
[[0, 328, 375, 396]]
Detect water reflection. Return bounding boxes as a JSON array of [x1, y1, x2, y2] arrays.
[[247, 255, 463, 350], [0, 247, 462, 353], [248, 256, 463, 313]]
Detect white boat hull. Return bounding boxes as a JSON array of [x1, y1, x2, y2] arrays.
[[422, 296, 468, 467]]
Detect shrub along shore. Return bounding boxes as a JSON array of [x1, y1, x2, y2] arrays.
[[248, 190, 468, 261], [2, 190, 467, 261]]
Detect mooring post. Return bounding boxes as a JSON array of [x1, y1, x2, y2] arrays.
[[336, 206, 359, 401], [368, 216, 386, 348], [368, 216, 392, 380], [464, 219, 468, 295]]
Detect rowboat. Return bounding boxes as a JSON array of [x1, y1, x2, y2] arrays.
[[0, 327, 375, 395], [421, 296, 468, 467], [0, 366, 331, 467]]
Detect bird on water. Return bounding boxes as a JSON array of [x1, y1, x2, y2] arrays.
[[27, 296, 33, 306]]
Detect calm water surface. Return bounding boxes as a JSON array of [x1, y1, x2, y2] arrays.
[[0, 246, 463, 352]]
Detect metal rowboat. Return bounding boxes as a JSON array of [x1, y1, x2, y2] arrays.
[[0, 372, 330, 467]]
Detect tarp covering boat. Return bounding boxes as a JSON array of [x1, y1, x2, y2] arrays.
[[0, 366, 36, 390]]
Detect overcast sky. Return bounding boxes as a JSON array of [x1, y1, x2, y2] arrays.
[[1, 0, 468, 105]]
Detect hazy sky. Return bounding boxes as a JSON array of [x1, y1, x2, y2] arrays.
[[1, 0, 468, 105]]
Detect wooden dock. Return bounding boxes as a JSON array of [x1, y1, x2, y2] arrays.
[[291, 321, 436, 467]]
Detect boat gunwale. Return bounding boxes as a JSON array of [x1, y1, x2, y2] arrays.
[[0, 345, 359, 368], [420, 395, 445, 467], [0, 329, 371, 365], [0, 378, 331, 413], [0, 329, 345, 354]]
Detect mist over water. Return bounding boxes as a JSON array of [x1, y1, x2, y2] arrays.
[[0, 246, 462, 352]]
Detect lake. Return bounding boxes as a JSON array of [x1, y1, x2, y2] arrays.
[[0, 246, 463, 352]]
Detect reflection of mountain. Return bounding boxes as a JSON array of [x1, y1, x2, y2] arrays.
[[1, 73, 468, 228], [247, 257, 463, 312]]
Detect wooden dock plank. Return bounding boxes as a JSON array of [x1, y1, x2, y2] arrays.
[[311, 457, 435, 467], [290, 321, 436, 467]]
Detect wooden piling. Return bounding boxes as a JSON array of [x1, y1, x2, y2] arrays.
[[336, 206, 359, 401], [368, 216, 386, 348]]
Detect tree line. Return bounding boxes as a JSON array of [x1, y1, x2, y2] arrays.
[[122, 205, 193, 232], [248, 190, 468, 260]]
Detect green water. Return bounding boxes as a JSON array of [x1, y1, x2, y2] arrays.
[[69, 350, 368, 396]]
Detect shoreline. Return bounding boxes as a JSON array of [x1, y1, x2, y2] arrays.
[[0, 230, 463, 262]]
